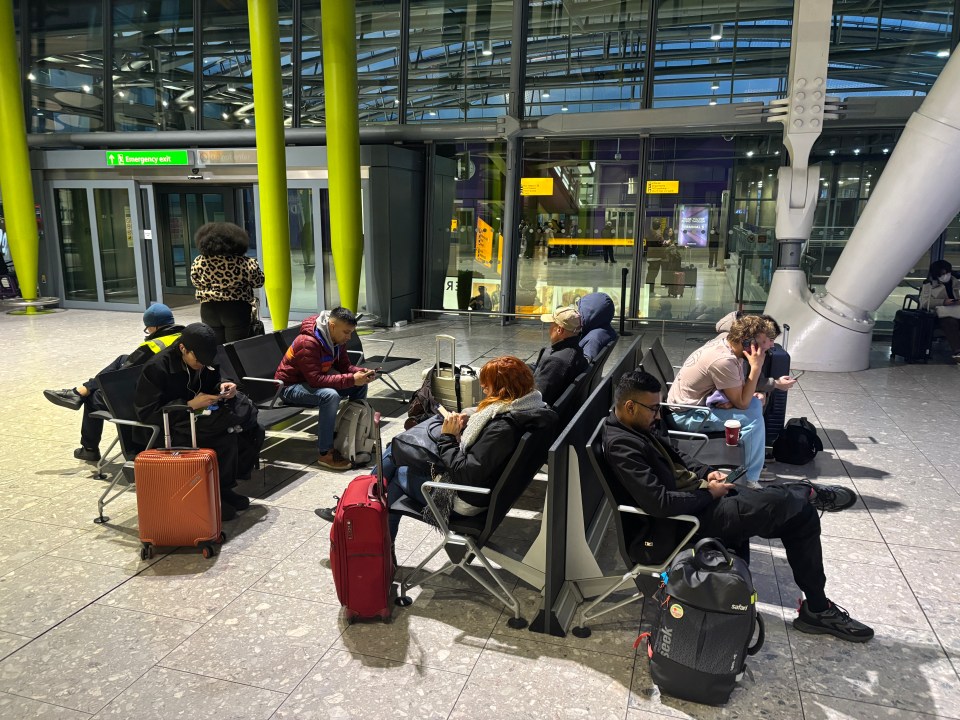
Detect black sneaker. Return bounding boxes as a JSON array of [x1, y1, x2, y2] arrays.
[[221, 503, 238, 522], [74, 446, 101, 462], [808, 484, 857, 513], [45, 388, 83, 411], [793, 599, 874, 643], [314, 506, 336, 522], [222, 489, 250, 510]]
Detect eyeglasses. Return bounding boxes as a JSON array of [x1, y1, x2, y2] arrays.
[[631, 400, 661, 414]]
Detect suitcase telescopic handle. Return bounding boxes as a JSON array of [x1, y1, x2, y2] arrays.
[[162, 404, 198, 450], [436, 334, 457, 374]]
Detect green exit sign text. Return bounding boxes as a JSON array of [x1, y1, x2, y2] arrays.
[[106, 150, 190, 167]]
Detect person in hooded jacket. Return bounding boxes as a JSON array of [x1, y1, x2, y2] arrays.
[[274, 307, 375, 470], [533, 305, 587, 407], [578, 292, 617, 362]]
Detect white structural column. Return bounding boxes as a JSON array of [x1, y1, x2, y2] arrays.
[[766, 49, 960, 371]]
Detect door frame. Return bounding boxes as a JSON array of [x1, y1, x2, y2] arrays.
[[46, 179, 147, 311]]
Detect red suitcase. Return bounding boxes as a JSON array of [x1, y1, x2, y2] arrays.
[[329, 413, 394, 621], [134, 405, 224, 561]]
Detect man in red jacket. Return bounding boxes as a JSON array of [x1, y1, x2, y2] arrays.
[[274, 307, 375, 470]]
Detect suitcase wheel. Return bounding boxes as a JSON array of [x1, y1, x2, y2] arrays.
[[395, 595, 413, 607], [140, 543, 153, 561], [219, 532, 227, 544], [200, 543, 217, 559]]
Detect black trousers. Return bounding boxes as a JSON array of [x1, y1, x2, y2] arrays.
[[79, 354, 128, 449], [708, 244, 719, 267], [602, 246, 615, 263], [200, 300, 253, 344], [169, 424, 262, 491], [695, 484, 828, 607], [937, 316, 960, 353]]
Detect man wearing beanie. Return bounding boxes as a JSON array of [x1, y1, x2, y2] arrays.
[[533, 305, 587, 406], [43, 303, 184, 462], [135, 322, 260, 521]]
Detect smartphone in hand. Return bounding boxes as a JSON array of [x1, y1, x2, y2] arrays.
[[437, 404, 451, 419], [725, 465, 747, 484]]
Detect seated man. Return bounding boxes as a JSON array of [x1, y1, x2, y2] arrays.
[[604, 371, 871, 643], [43, 303, 184, 462], [667, 314, 776, 486], [534, 305, 588, 406], [714, 310, 797, 408], [578, 292, 617, 362], [274, 306, 375, 470], [135, 323, 260, 521]]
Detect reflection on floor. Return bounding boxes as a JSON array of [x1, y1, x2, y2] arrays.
[[1, 307, 959, 719]]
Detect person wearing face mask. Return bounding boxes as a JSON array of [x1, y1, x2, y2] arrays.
[[42, 303, 185, 463], [920, 260, 960, 361]]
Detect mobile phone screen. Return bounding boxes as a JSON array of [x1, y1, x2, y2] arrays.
[[726, 466, 747, 483]]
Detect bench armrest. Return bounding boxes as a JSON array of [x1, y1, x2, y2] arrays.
[[241, 376, 284, 408], [358, 337, 395, 364], [665, 430, 709, 457], [104, 417, 161, 451]]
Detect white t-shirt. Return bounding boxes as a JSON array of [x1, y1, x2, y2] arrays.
[[667, 336, 744, 406]]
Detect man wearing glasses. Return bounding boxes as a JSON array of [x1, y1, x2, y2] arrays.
[[602, 370, 871, 644]]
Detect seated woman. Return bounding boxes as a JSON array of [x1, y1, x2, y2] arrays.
[[384, 356, 555, 539], [920, 260, 960, 362]]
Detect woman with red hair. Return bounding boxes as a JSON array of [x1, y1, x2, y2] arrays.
[[383, 355, 555, 539]]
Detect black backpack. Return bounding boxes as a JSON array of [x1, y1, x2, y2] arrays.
[[642, 538, 764, 706], [772, 416, 824, 465]]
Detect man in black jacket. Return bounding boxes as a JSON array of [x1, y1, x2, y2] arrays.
[[602, 370, 873, 643], [534, 305, 587, 406], [43, 303, 185, 463], [135, 322, 259, 521]]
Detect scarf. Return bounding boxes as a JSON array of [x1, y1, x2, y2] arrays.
[[459, 390, 546, 451]]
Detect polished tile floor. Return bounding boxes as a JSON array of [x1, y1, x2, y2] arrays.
[[1, 306, 959, 719]]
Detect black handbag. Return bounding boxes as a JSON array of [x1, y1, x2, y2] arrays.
[[391, 415, 444, 472]]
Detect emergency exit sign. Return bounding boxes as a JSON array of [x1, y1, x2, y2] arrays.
[[106, 150, 190, 167]]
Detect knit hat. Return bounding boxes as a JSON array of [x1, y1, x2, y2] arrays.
[[178, 323, 218, 366], [142, 303, 174, 328], [541, 305, 582, 333]]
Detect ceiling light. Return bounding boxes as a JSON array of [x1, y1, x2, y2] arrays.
[[775, 150, 780, 155], [937, 49, 950, 58], [117, 90, 125, 98], [542, 90, 550, 99], [746, 150, 754, 157], [708, 99, 717, 105], [561, 104, 569, 112], [853, 148, 860, 155], [482, 40, 493, 56], [710, 82, 720, 90], [161, 100, 168, 107], [244, 117, 251, 125], [82, 84, 91, 93], [428, 110, 437, 116], [222, 112, 229, 120], [829, 149, 836, 156], [27, 72, 35, 81], [882, 148, 889, 153], [710, 24, 723, 41], [188, 105, 195, 113]]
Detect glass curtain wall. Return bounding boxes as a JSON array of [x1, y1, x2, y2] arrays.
[[27, 0, 105, 131], [406, 0, 513, 121], [113, 0, 195, 131], [654, 0, 791, 108], [526, 0, 649, 116]]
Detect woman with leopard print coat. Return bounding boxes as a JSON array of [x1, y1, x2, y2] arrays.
[[190, 222, 266, 343]]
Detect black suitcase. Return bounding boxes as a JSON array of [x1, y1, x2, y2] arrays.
[[683, 264, 698, 287], [891, 296, 935, 363], [763, 341, 790, 444]]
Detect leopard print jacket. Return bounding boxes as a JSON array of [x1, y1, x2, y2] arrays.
[[190, 254, 265, 303]]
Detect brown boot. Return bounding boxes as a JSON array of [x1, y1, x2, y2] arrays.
[[317, 449, 351, 471]]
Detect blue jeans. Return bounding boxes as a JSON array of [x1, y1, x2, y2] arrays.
[[279, 382, 367, 453], [670, 397, 766, 481], [382, 444, 432, 540]]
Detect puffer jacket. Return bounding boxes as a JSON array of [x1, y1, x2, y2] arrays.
[[274, 314, 361, 390]]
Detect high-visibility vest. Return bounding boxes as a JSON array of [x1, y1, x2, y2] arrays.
[[140, 331, 182, 356]]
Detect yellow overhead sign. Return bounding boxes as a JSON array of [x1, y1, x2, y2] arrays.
[[520, 177, 555, 196], [646, 180, 680, 194]]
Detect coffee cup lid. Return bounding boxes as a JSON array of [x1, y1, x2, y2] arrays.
[[724, 419, 741, 428]]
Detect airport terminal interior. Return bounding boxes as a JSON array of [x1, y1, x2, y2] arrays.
[[3, 0, 960, 718]]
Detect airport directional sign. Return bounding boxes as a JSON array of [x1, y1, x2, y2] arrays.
[[105, 150, 190, 167]]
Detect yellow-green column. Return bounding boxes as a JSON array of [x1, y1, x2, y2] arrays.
[[248, 0, 291, 327], [0, 0, 38, 303], [322, 0, 363, 311]]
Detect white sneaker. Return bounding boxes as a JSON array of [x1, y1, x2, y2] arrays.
[[758, 468, 777, 481], [742, 480, 762, 490]]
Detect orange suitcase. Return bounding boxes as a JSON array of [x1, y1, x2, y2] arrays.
[[134, 405, 224, 560]]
